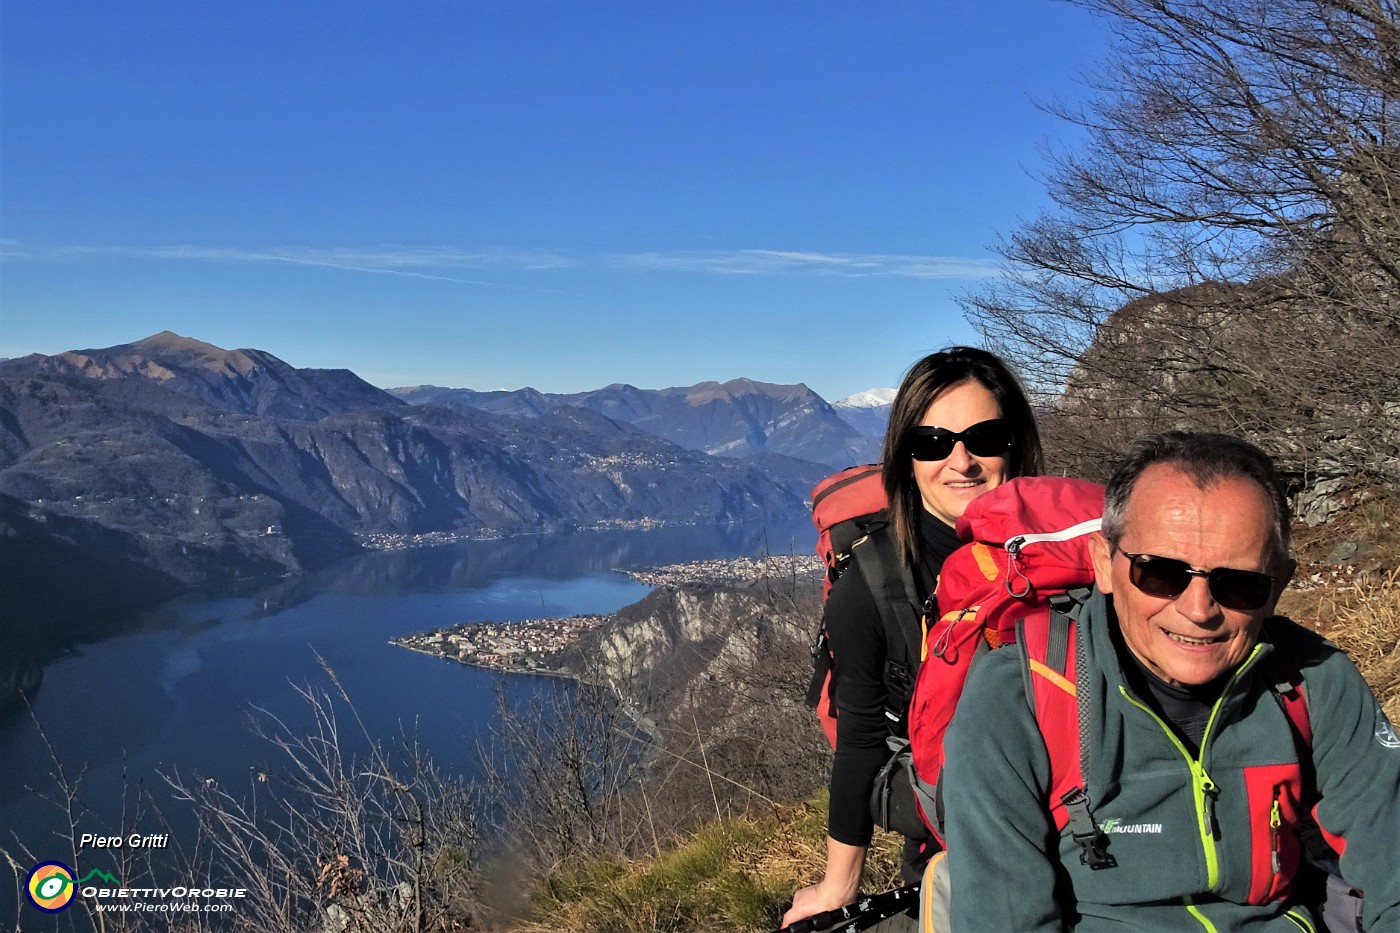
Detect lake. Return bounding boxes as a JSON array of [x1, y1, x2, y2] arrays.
[[0, 519, 813, 930]]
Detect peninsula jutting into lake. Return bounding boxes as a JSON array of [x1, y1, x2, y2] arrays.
[[390, 554, 821, 674], [393, 614, 611, 674]]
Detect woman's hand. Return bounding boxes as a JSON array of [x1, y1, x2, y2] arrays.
[[781, 879, 854, 927], [780, 838, 865, 928]]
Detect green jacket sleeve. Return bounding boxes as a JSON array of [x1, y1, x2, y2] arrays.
[[943, 646, 1065, 932], [1298, 636, 1400, 931]]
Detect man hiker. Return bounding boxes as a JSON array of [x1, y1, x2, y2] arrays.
[[941, 431, 1400, 931]]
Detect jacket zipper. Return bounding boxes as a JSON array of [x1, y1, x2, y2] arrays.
[[1117, 644, 1265, 897], [1267, 787, 1318, 933], [1270, 788, 1284, 879], [1118, 692, 1223, 888]]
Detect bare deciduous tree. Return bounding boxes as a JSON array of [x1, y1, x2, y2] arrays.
[[966, 0, 1400, 486], [166, 675, 482, 933]]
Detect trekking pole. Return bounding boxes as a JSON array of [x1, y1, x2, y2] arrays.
[[777, 883, 921, 933]]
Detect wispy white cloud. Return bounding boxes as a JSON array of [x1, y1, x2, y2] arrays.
[[2, 240, 1004, 283], [1, 241, 578, 285], [615, 249, 1002, 279], [0, 239, 33, 260]]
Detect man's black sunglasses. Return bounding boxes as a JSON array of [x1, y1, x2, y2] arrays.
[[1118, 550, 1279, 611], [907, 419, 1014, 462]]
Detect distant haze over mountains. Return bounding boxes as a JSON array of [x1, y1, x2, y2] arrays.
[[390, 378, 888, 469], [0, 332, 890, 638]]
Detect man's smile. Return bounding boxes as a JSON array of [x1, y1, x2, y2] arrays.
[[1161, 627, 1228, 647]]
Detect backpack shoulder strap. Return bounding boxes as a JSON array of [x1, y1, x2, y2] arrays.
[[1264, 639, 1313, 749], [850, 524, 926, 674], [1019, 591, 1117, 870]]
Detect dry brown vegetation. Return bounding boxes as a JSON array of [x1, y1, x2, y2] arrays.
[[1281, 569, 1400, 724], [1278, 490, 1400, 728], [1328, 574, 1400, 724]]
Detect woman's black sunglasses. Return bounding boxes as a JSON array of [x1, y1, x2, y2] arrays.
[[907, 419, 1014, 462], [1118, 550, 1279, 611]]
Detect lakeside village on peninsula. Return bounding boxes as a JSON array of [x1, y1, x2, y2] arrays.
[[390, 555, 820, 674]]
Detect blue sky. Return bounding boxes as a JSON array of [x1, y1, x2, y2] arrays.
[[1, 1, 1110, 401]]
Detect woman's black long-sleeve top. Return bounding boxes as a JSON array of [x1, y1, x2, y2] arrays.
[[825, 510, 962, 846]]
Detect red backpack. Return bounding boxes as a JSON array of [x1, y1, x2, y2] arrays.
[[805, 464, 927, 749], [905, 476, 1107, 845]]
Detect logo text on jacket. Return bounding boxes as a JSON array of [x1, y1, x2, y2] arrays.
[[1098, 819, 1164, 834]]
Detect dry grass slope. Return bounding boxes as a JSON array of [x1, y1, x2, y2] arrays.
[[510, 794, 903, 933], [1314, 571, 1400, 723]]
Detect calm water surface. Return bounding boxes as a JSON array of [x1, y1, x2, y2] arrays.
[[0, 520, 811, 929]]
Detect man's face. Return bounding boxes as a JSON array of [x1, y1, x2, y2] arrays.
[[1089, 463, 1295, 687]]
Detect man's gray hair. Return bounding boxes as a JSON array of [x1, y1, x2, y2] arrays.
[[1101, 432, 1292, 562]]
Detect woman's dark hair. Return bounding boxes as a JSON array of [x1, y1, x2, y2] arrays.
[[880, 347, 1043, 566]]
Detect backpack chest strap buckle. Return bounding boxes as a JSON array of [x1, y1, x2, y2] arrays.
[[1062, 786, 1117, 871]]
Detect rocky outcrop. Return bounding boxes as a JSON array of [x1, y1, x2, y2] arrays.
[[552, 577, 822, 726], [1056, 281, 1400, 491], [548, 574, 830, 809]]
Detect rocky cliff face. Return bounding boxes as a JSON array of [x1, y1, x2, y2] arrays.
[[549, 575, 830, 806], [553, 578, 822, 725], [1057, 282, 1400, 491]]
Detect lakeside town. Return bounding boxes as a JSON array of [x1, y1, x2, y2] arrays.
[[358, 518, 699, 552], [622, 554, 820, 588], [390, 554, 822, 673], [393, 614, 612, 674]]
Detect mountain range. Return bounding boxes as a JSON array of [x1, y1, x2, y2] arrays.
[[390, 379, 883, 467], [0, 332, 891, 634]]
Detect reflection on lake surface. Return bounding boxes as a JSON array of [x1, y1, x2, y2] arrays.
[[0, 520, 812, 930]]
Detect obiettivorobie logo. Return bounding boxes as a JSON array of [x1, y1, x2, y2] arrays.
[[25, 862, 120, 913], [24, 859, 247, 916]]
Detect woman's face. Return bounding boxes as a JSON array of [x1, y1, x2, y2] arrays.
[[912, 379, 1009, 527]]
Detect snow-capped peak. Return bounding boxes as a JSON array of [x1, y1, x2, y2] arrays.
[[833, 388, 897, 409]]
